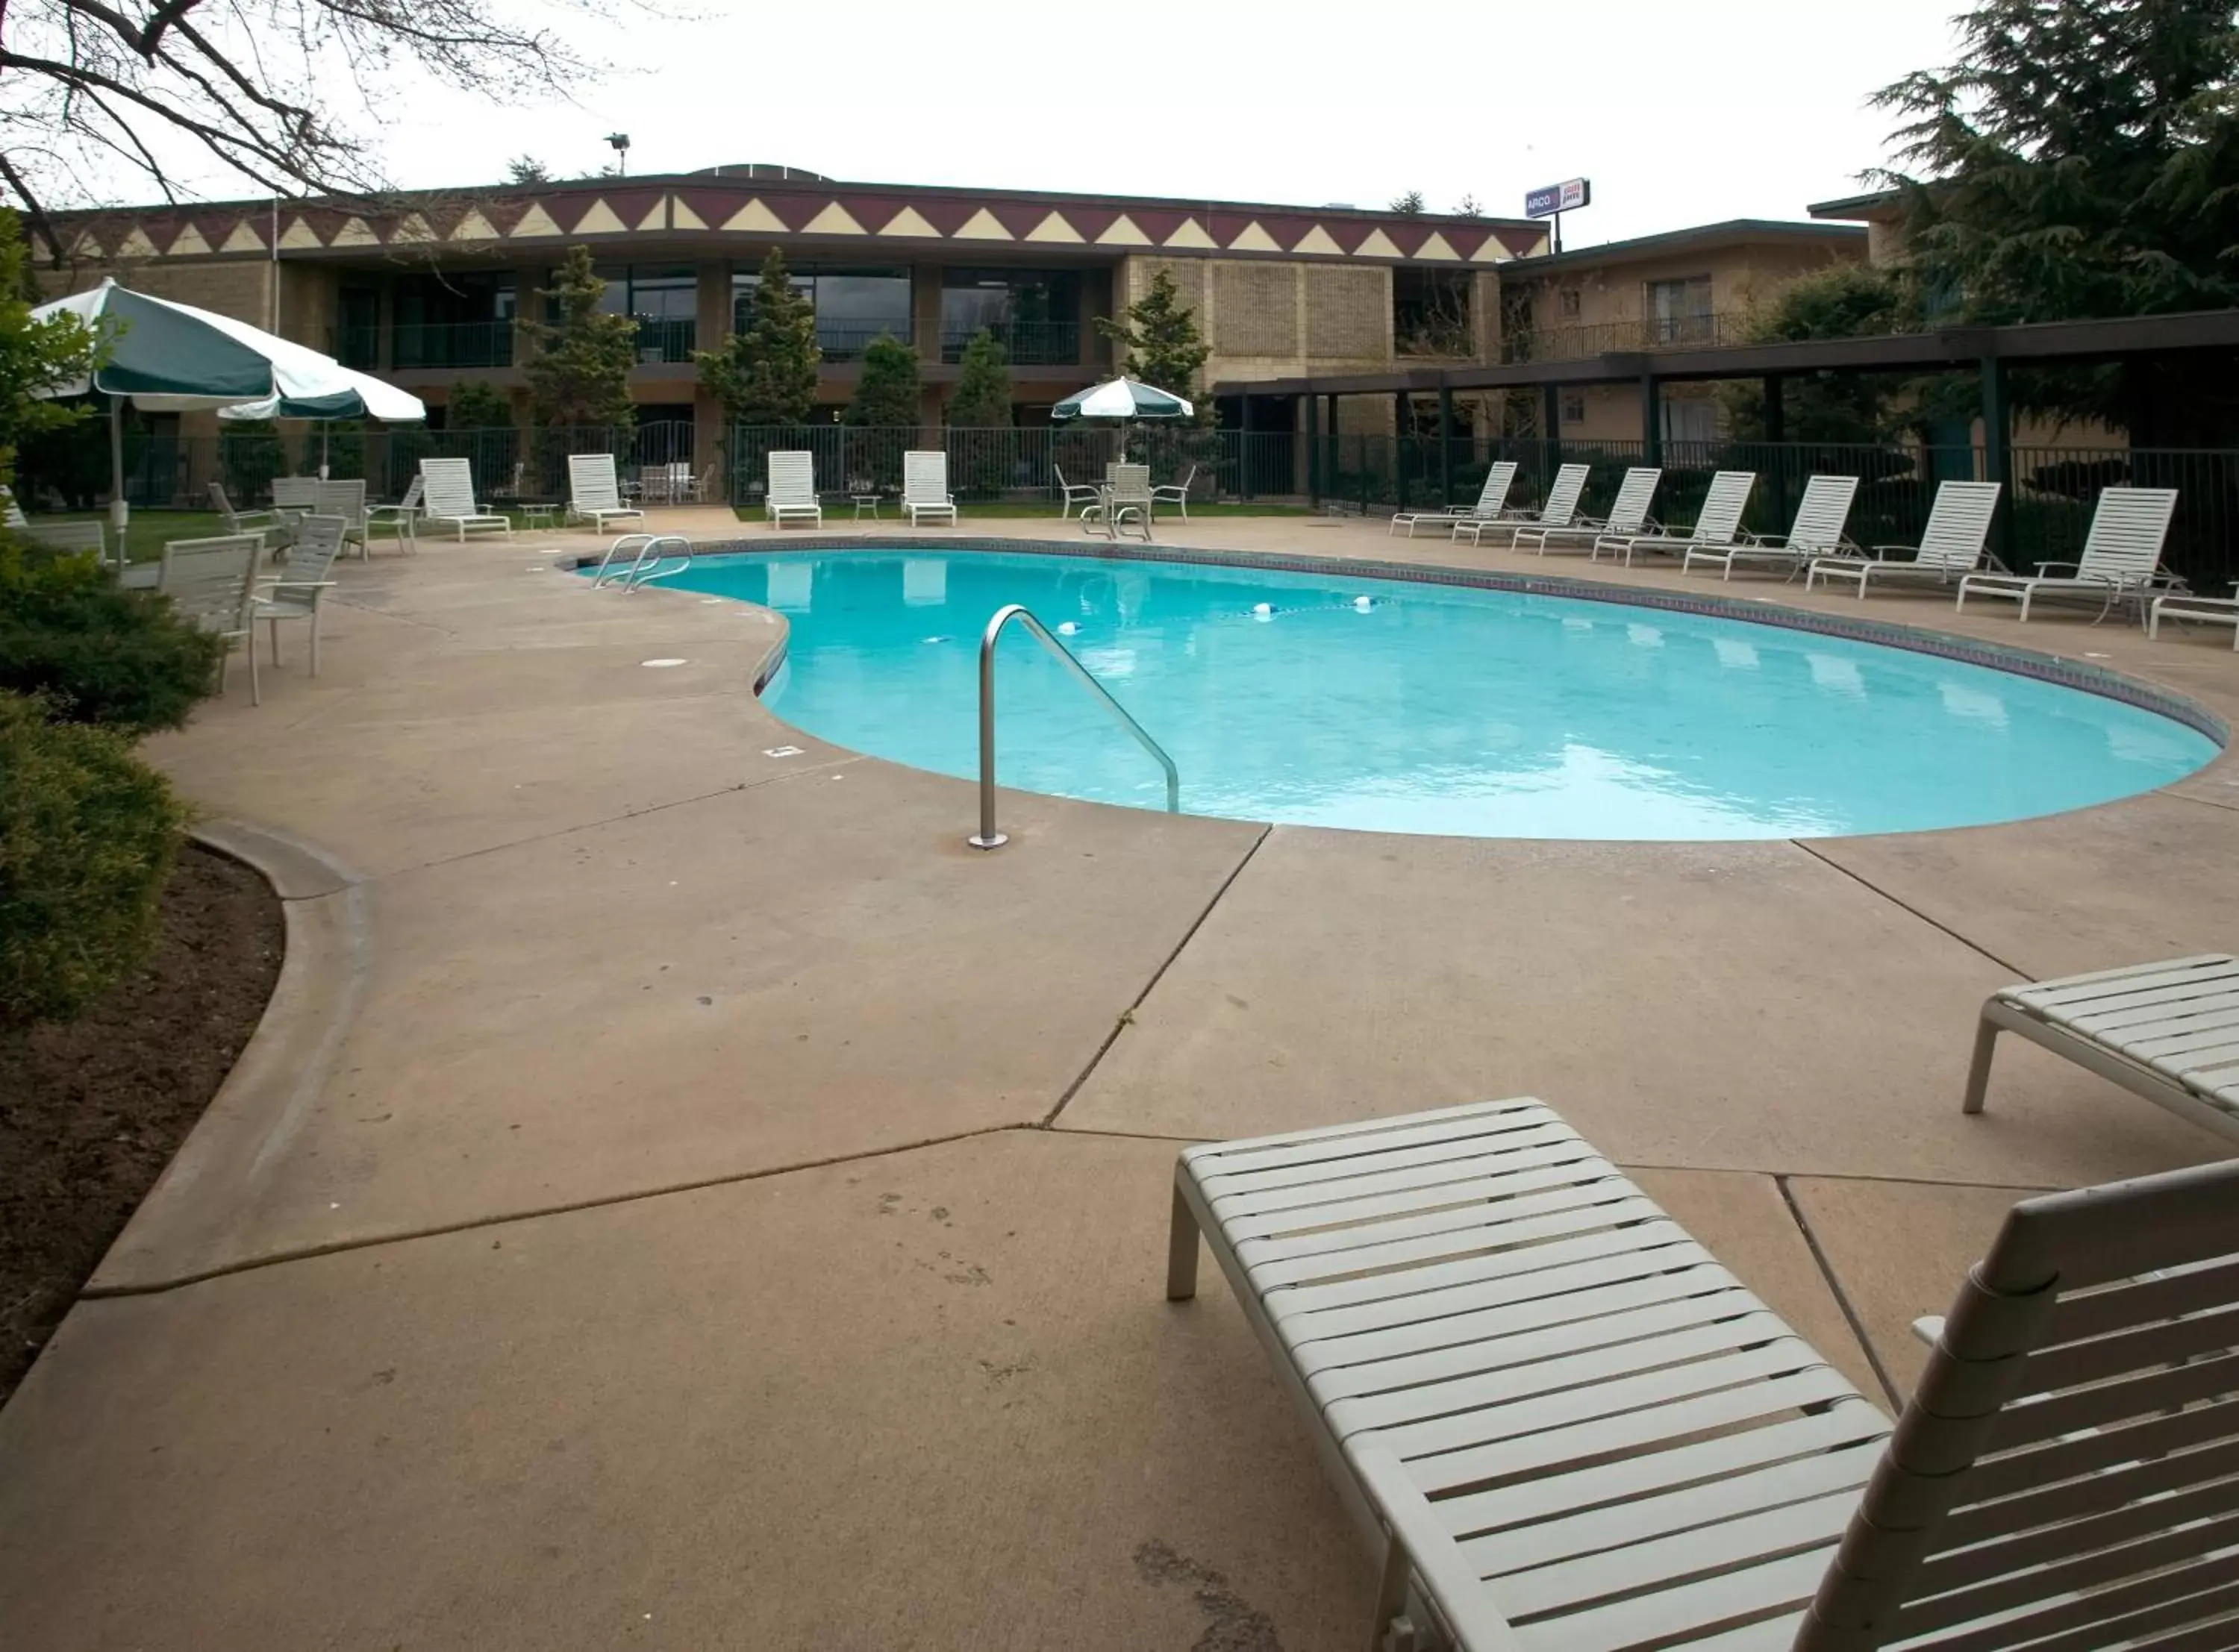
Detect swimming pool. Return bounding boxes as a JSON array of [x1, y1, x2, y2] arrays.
[[625, 548, 2219, 840]]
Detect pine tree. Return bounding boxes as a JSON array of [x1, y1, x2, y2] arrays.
[[446, 379, 516, 430], [1096, 269, 1211, 415], [516, 246, 637, 431], [946, 331, 1014, 428], [843, 334, 921, 428], [1389, 190, 1425, 215], [696, 248, 819, 427], [1876, 0, 2239, 439], [505, 156, 552, 186]]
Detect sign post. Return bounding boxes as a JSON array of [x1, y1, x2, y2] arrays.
[[1523, 177, 1591, 254]]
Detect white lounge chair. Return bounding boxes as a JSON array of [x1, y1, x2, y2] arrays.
[[1515, 465, 1660, 554], [1, 484, 26, 526], [1596, 469, 1755, 566], [567, 453, 646, 534], [1150, 463, 1199, 522], [2149, 581, 2239, 648], [1081, 463, 1152, 541], [1805, 480, 2003, 598], [1169, 1096, 2239, 1652], [22, 518, 107, 560], [1966, 953, 2239, 1144], [418, 457, 512, 542], [1390, 462, 1520, 539], [1455, 462, 1590, 548], [312, 479, 368, 559], [365, 475, 422, 553], [255, 513, 346, 680], [159, 534, 265, 704], [269, 476, 319, 515], [1684, 474, 1861, 580], [765, 451, 823, 529], [1958, 485, 2181, 622], [1054, 465, 1102, 519], [902, 451, 958, 525]]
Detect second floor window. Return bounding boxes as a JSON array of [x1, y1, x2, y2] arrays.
[[1644, 276, 1714, 344], [1393, 269, 1473, 358], [940, 268, 1081, 364], [734, 266, 913, 359]]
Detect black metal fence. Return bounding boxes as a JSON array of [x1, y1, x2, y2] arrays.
[[1310, 433, 2239, 587]]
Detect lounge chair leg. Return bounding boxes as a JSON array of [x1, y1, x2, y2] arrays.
[[1166, 1184, 1201, 1301], [310, 612, 321, 678], [249, 625, 260, 707], [269, 616, 282, 667], [1369, 1536, 1416, 1652], [1963, 1015, 2000, 1115]]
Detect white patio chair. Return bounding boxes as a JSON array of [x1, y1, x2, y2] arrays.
[[1684, 473, 1861, 580], [765, 451, 823, 528], [1391, 462, 1520, 539], [1150, 463, 1198, 522], [208, 480, 282, 539], [255, 513, 346, 680], [1515, 465, 1661, 554], [567, 453, 646, 534], [158, 534, 265, 704], [1805, 480, 2004, 597], [365, 475, 423, 553], [22, 518, 107, 560], [1054, 465, 1102, 519], [1081, 464, 1152, 541], [1, 484, 26, 526], [418, 457, 512, 542], [1455, 462, 1590, 547], [312, 479, 368, 559], [269, 476, 320, 515], [2149, 581, 2239, 648], [1596, 469, 1755, 566], [902, 451, 958, 525], [1958, 485, 2182, 622]]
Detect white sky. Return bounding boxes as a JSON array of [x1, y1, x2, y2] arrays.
[[88, 0, 1973, 245]]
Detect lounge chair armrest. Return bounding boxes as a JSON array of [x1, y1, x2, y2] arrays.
[[256, 579, 335, 598], [2033, 561, 2082, 577], [1867, 543, 1917, 560], [1350, 1445, 1530, 1652], [1912, 1315, 1946, 1347]]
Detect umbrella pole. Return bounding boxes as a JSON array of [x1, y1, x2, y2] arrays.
[[108, 395, 129, 546], [321, 424, 331, 481]]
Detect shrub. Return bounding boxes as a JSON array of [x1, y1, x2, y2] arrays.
[[0, 691, 191, 1025], [0, 537, 227, 734]]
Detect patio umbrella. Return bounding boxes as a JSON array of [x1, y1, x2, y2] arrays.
[[1051, 375, 1193, 463], [32, 278, 425, 529]]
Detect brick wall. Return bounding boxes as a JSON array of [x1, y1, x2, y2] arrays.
[[1304, 266, 1388, 363], [1211, 261, 1298, 357]]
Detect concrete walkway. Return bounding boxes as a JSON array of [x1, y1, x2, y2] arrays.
[[3, 506, 2236, 1649]]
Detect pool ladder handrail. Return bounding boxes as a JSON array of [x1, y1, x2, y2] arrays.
[[590, 533, 696, 591], [970, 603, 1179, 851]]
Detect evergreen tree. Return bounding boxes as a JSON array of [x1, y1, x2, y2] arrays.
[[946, 331, 1014, 428], [696, 248, 819, 427], [1096, 269, 1211, 416], [1721, 263, 1920, 442], [446, 378, 516, 430], [1876, 0, 2239, 439], [516, 246, 637, 431], [0, 210, 96, 488], [506, 156, 552, 186], [1389, 190, 1425, 214], [843, 334, 921, 428]]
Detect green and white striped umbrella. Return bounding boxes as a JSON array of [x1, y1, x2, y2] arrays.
[[1051, 377, 1194, 421]]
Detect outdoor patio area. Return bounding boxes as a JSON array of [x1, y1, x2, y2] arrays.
[[4, 510, 2238, 1650]]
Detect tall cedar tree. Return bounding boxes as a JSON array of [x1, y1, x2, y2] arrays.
[[446, 378, 515, 429], [699, 249, 819, 426], [843, 334, 922, 428], [946, 331, 1014, 428], [1876, 0, 2239, 440], [1096, 269, 1211, 422], [517, 247, 637, 430], [0, 209, 96, 485]]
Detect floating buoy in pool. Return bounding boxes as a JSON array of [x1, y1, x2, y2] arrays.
[[1352, 595, 1375, 611], [1057, 621, 1079, 636], [1252, 602, 1275, 620]]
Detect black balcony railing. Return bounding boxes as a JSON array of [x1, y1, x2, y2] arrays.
[[634, 317, 697, 363], [1502, 311, 1745, 363], [390, 320, 515, 370], [331, 324, 381, 370], [940, 319, 1080, 366], [814, 319, 916, 360]]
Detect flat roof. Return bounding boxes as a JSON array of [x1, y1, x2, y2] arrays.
[[1506, 219, 1865, 274], [1807, 187, 1909, 222]]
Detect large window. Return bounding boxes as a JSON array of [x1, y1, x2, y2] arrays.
[[1644, 276, 1714, 345], [596, 264, 698, 361], [393, 271, 515, 369], [1393, 270, 1473, 358], [733, 265, 912, 360], [939, 268, 1081, 364]]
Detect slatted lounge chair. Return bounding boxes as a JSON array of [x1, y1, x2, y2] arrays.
[[1390, 463, 1520, 539], [1168, 1096, 2239, 1652], [23, 518, 107, 559], [1805, 481, 2004, 598], [902, 451, 958, 525], [2149, 582, 2239, 649], [208, 480, 283, 540], [254, 513, 346, 680], [159, 534, 265, 704], [1, 484, 25, 526], [1150, 463, 1198, 522], [365, 475, 423, 553], [567, 453, 646, 534], [418, 457, 512, 542], [311, 479, 368, 559], [1965, 953, 2239, 1144], [1684, 474, 1860, 581], [1957, 486, 2182, 622], [270, 475, 319, 515], [1514, 466, 1661, 555], [1081, 463, 1152, 541], [1454, 463, 1590, 548], [1596, 469, 1755, 566], [766, 451, 823, 529], [1054, 465, 1102, 519]]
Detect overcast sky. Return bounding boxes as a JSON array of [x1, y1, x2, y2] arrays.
[[91, 0, 1976, 245]]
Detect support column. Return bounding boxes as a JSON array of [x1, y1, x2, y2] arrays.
[[1764, 374, 1787, 526], [1642, 374, 1663, 465], [1239, 393, 1255, 502], [1981, 355, 2013, 566], [1393, 390, 1410, 511], [1306, 390, 1321, 505], [1541, 382, 1561, 465], [1437, 378, 1455, 508]]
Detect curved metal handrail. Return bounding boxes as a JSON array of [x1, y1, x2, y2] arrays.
[[969, 603, 1179, 850], [588, 533, 696, 590]]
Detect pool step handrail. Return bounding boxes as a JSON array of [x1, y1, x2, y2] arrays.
[[589, 533, 696, 590], [969, 603, 1179, 850]]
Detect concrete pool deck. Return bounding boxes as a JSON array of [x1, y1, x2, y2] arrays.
[[4, 507, 2238, 1649]]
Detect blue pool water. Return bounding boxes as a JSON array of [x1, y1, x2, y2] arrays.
[[625, 549, 2218, 840]]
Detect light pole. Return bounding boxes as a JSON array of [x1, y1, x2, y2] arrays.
[[605, 133, 631, 175]]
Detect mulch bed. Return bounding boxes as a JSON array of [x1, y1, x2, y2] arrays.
[[0, 843, 283, 1406]]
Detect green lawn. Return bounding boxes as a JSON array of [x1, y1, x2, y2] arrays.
[[729, 499, 1311, 524], [34, 506, 561, 563]]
